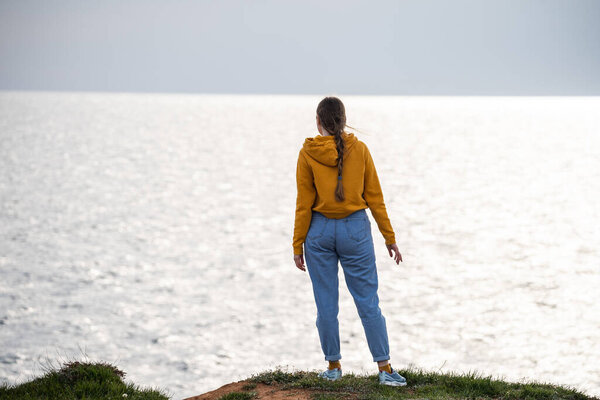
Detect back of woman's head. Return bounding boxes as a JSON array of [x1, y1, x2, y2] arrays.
[[317, 97, 347, 137], [317, 96, 348, 202]]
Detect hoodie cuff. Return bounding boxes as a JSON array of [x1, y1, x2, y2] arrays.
[[293, 245, 304, 255]]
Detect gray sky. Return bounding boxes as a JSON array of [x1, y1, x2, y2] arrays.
[[1, 0, 599, 95]]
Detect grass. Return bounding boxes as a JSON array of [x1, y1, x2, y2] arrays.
[[217, 392, 257, 400], [1, 358, 597, 400], [247, 367, 599, 400], [0, 359, 170, 400]]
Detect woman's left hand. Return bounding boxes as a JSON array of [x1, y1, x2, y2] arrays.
[[294, 254, 306, 271]]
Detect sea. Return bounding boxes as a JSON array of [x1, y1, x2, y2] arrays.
[[0, 92, 599, 399]]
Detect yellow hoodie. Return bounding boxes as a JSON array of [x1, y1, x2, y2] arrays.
[[293, 131, 396, 255]]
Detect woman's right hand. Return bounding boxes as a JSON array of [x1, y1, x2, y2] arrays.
[[386, 243, 403, 265]]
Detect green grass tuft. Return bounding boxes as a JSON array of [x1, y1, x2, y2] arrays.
[[0, 359, 170, 400], [217, 392, 257, 400], [240, 382, 257, 391]]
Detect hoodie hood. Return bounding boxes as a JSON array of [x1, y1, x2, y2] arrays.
[[302, 132, 359, 167]]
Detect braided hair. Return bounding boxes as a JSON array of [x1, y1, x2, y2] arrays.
[[317, 96, 351, 202]]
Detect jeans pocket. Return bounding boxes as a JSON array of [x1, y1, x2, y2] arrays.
[[345, 216, 368, 242], [307, 218, 328, 242]]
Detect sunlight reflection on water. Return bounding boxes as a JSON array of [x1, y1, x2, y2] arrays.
[[0, 92, 598, 399]]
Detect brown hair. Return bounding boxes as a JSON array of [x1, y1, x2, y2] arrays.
[[317, 96, 359, 202]]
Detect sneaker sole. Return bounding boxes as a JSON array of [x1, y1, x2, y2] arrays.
[[319, 373, 342, 381], [380, 380, 407, 386]]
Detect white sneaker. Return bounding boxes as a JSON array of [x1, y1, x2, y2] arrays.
[[379, 366, 407, 386], [318, 368, 342, 381]]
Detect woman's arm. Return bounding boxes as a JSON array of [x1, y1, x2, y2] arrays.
[[363, 143, 396, 246], [292, 149, 317, 255]]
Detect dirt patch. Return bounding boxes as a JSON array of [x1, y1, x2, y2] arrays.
[[183, 378, 358, 400]]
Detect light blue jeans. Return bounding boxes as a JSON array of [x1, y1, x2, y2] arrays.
[[304, 208, 390, 362]]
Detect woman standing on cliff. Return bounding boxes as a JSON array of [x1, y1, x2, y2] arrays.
[[292, 96, 406, 386]]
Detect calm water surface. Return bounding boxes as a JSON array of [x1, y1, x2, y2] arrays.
[[0, 92, 599, 399]]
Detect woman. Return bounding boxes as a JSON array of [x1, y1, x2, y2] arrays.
[[292, 96, 406, 386]]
